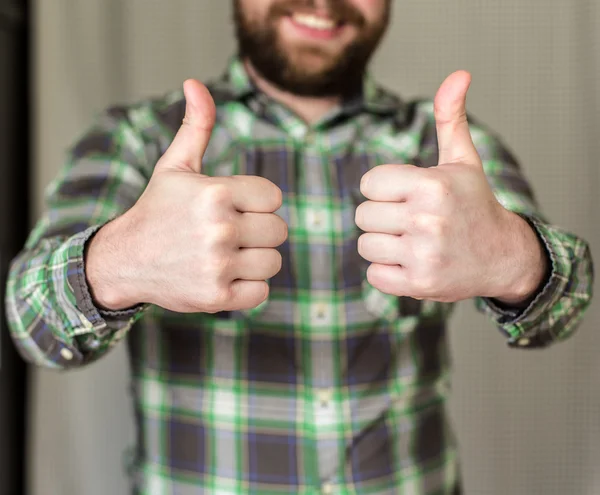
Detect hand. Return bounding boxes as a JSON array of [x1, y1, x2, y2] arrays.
[[87, 80, 287, 313], [355, 71, 547, 304]]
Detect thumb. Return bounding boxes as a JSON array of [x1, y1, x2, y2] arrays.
[[433, 70, 480, 166], [157, 79, 216, 174]]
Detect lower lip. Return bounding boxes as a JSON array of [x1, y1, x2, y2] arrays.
[[285, 16, 345, 40]]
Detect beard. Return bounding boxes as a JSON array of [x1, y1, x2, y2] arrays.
[[233, 0, 390, 98]]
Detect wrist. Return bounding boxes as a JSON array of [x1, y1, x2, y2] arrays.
[[492, 211, 549, 306], [85, 213, 143, 311]]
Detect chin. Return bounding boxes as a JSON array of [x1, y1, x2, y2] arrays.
[[281, 42, 346, 69]]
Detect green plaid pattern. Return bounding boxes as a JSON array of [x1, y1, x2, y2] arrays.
[[5, 58, 593, 494]]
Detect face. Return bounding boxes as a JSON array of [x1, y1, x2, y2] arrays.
[[233, 0, 391, 97]]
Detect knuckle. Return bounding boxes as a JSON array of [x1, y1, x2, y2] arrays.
[[416, 214, 448, 237], [419, 243, 446, 269], [424, 176, 451, 201], [203, 284, 234, 313], [207, 222, 237, 246], [412, 274, 437, 295], [430, 216, 448, 237], [204, 251, 233, 279], [426, 251, 445, 270], [204, 182, 232, 207]]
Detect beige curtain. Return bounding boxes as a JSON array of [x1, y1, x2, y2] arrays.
[[31, 1, 600, 494]]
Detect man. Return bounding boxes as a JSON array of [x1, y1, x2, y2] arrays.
[[5, 0, 593, 493]]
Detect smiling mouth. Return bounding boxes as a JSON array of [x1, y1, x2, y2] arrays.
[[290, 12, 342, 31]]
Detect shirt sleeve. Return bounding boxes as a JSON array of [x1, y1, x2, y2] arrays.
[[5, 105, 157, 369], [467, 122, 594, 349]]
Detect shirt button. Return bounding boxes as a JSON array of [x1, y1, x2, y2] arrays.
[[312, 211, 324, 227], [305, 132, 315, 145], [316, 303, 328, 319], [60, 348, 73, 360], [517, 337, 530, 347], [321, 482, 333, 494], [317, 388, 333, 407]]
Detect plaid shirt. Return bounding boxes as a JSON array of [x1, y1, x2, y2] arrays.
[[6, 58, 593, 495]]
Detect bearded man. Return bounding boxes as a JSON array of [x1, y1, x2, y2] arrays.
[[6, 1, 593, 494]]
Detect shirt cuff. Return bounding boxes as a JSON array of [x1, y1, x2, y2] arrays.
[[476, 214, 567, 349], [51, 224, 147, 340]]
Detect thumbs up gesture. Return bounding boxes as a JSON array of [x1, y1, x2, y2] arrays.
[[87, 80, 287, 313], [355, 71, 546, 304]]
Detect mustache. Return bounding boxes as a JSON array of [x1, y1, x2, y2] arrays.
[[269, 0, 366, 26]]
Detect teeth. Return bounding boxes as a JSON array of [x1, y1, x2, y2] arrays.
[[292, 13, 336, 30]]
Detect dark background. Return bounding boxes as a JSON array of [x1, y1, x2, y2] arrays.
[[0, 0, 30, 494]]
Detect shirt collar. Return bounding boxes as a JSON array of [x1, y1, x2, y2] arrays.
[[216, 56, 406, 119]]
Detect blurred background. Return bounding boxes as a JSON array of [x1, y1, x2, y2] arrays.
[[1, 0, 599, 494]]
